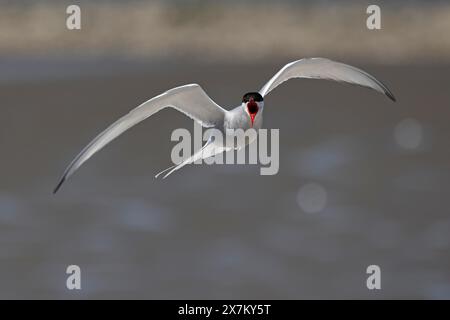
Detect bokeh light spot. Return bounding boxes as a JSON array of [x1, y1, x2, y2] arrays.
[[296, 182, 327, 214], [394, 118, 423, 150]]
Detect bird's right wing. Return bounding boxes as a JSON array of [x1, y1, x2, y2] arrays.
[[54, 84, 226, 193], [259, 58, 396, 101]]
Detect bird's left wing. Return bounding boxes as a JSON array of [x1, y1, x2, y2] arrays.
[[53, 84, 226, 193], [259, 58, 395, 101]]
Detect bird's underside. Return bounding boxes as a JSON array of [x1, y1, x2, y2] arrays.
[[53, 58, 395, 193]]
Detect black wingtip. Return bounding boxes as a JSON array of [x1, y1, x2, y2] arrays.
[[53, 177, 65, 194], [386, 90, 397, 102]]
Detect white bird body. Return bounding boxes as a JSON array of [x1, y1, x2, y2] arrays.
[[54, 58, 395, 193], [225, 105, 263, 131]]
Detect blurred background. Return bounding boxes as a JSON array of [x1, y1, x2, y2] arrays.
[[1, 0, 450, 299]]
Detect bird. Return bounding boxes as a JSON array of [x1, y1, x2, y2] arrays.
[[53, 58, 395, 193]]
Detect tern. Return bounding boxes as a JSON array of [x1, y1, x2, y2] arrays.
[[53, 58, 395, 193]]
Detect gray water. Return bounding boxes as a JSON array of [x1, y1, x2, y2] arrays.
[[0, 59, 449, 299]]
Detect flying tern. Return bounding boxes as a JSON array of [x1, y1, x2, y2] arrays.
[[53, 58, 395, 193]]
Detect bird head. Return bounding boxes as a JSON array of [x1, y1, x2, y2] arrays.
[[242, 92, 264, 127]]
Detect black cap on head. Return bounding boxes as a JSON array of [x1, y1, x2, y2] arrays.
[[242, 92, 264, 103]]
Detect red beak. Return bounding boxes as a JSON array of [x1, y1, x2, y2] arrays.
[[247, 98, 259, 127]]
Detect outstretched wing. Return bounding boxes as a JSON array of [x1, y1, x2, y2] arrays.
[[54, 84, 226, 193], [259, 58, 395, 101]]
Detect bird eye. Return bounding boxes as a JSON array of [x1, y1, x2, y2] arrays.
[[242, 92, 263, 103]]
